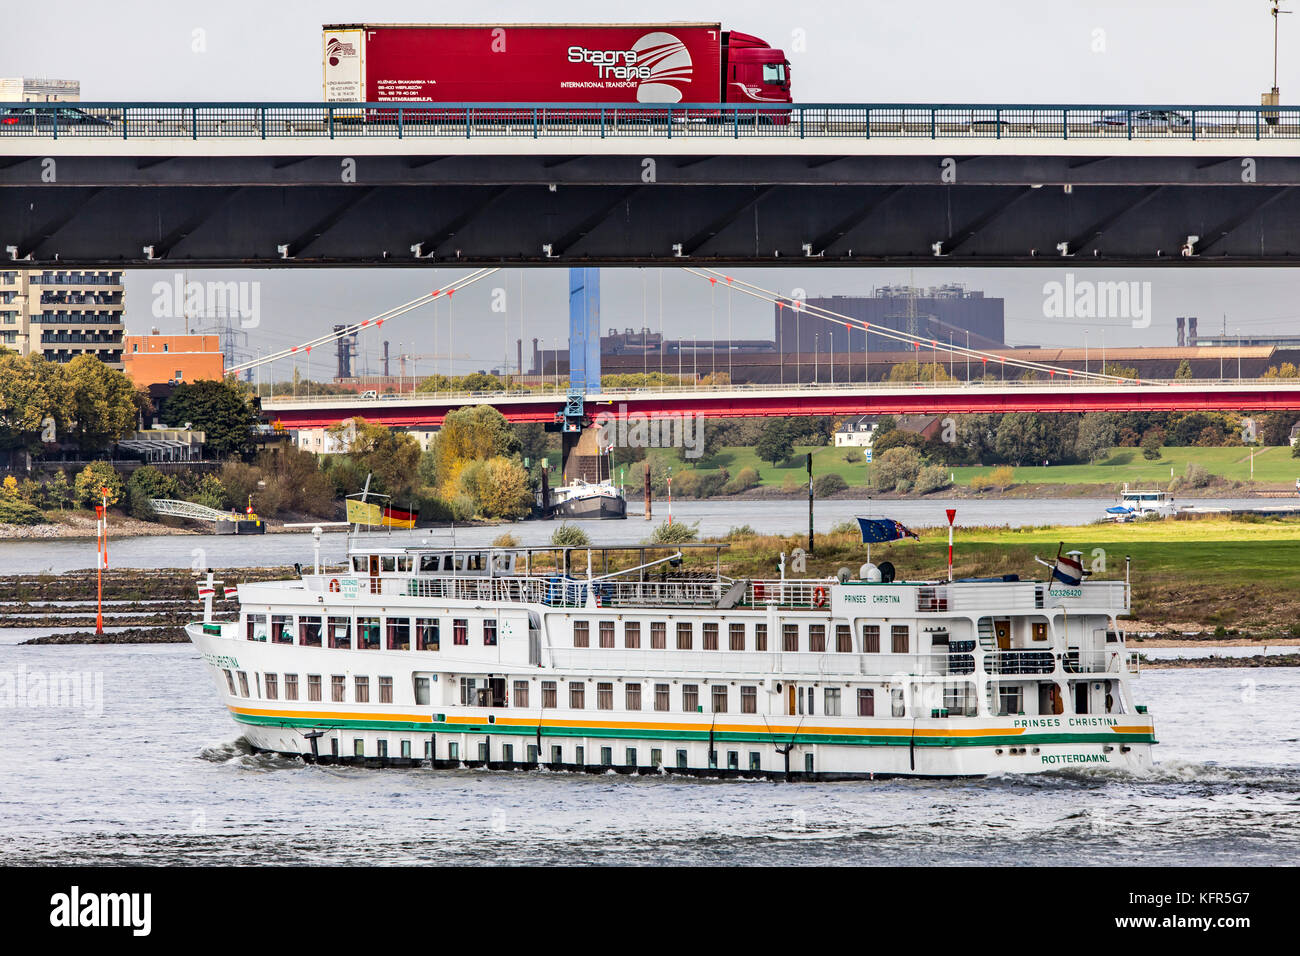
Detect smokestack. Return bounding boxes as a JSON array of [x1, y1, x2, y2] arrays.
[[517, 338, 523, 376], [532, 337, 540, 375], [1188, 316, 1198, 343], [382, 340, 390, 378], [1176, 316, 1185, 348]]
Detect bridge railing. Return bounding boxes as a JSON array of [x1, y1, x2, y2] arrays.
[[6, 102, 1300, 141], [256, 376, 1290, 407]]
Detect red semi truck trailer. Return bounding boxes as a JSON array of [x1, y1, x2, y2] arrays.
[[322, 22, 792, 107]]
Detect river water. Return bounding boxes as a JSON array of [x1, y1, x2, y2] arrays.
[[0, 638, 1295, 865], [0, 496, 1290, 573]]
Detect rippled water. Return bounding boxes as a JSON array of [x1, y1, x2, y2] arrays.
[[1, 496, 1289, 574], [0, 640, 1295, 865]]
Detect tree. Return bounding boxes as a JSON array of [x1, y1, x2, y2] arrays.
[[422, 405, 521, 500], [887, 360, 954, 382], [459, 456, 534, 518], [65, 354, 144, 454], [0, 353, 74, 454], [159, 378, 259, 459], [1174, 359, 1194, 380], [73, 462, 123, 508], [1075, 412, 1117, 463], [326, 418, 422, 500], [873, 446, 922, 492], [46, 469, 73, 511], [754, 419, 794, 467], [1141, 429, 1163, 460], [127, 465, 179, 519]]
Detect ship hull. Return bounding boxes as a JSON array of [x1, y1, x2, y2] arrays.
[[550, 494, 626, 519]]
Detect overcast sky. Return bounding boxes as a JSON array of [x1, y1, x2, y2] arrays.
[[5, 1, 1300, 375]]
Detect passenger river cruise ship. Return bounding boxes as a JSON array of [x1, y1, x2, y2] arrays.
[[185, 539, 1156, 779]]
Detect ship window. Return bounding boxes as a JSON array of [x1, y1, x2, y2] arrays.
[[651, 748, 663, 767], [236, 671, 249, 697], [712, 685, 728, 713], [308, 675, 322, 701], [570, 682, 585, 709], [809, 624, 826, 653], [352, 556, 366, 572], [299, 616, 323, 647], [683, 684, 699, 712], [448, 742, 459, 760], [626, 747, 638, 767], [396, 556, 411, 573], [824, 687, 841, 716], [783, 624, 799, 652], [354, 739, 364, 757], [749, 752, 761, 771], [542, 681, 557, 708], [513, 680, 529, 708], [331, 675, 345, 702], [381, 556, 396, 573], [502, 744, 513, 763], [417, 618, 439, 650], [655, 683, 670, 711], [265, 674, 278, 700], [1032, 622, 1048, 642], [453, 619, 468, 645], [676, 749, 688, 769], [357, 617, 380, 650], [376, 739, 387, 758], [573, 620, 589, 647], [836, 625, 852, 653], [597, 682, 613, 709], [755, 622, 767, 651], [650, 621, 667, 649], [401, 740, 411, 759], [328, 616, 352, 649], [998, 686, 1024, 716], [891, 688, 905, 717], [862, 625, 881, 653], [624, 621, 640, 648], [727, 751, 739, 770], [676, 622, 693, 650], [379, 676, 393, 703], [245, 614, 267, 642], [354, 676, 370, 703], [858, 688, 875, 716], [600, 747, 612, 766], [223, 669, 236, 694], [284, 674, 298, 701], [551, 745, 562, 764], [729, 622, 745, 651], [626, 683, 641, 710], [703, 622, 719, 650], [414, 677, 430, 705], [599, 621, 615, 648], [419, 554, 439, 572], [891, 625, 910, 654], [383, 617, 409, 650], [575, 746, 585, 765], [483, 619, 497, 646], [741, 686, 757, 713]]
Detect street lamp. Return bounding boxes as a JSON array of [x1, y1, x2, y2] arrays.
[[1084, 329, 1089, 376]]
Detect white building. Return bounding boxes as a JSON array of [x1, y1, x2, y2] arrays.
[[0, 78, 80, 102], [834, 415, 877, 448]]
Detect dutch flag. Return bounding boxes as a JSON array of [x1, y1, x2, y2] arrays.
[[1051, 547, 1084, 586]]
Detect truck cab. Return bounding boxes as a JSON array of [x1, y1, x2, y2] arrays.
[[722, 31, 792, 104]]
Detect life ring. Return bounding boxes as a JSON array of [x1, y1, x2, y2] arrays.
[[328, 578, 341, 593], [812, 586, 827, 608]]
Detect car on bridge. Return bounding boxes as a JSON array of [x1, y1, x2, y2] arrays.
[[0, 106, 112, 130], [1091, 109, 1191, 130]]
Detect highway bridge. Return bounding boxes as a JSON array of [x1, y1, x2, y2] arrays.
[[6, 102, 1300, 267], [260, 379, 1300, 430]]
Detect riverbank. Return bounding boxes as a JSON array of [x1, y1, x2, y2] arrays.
[[1142, 653, 1300, 669]]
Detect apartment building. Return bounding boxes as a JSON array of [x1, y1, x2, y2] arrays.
[[0, 269, 126, 368]]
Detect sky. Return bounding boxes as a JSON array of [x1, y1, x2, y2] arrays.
[[4, 1, 1300, 375]]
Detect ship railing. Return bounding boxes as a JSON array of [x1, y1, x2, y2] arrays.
[[547, 648, 953, 677], [309, 573, 729, 608], [745, 579, 837, 609]]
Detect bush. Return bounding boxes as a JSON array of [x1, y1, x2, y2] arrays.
[[491, 532, 520, 548], [914, 465, 952, 494], [723, 524, 757, 540], [551, 523, 590, 547], [873, 447, 922, 491], [721, 466, 759, 495], [829, 519, 859, 535], [450, 494, 477, 522], [970, 465, 1016, 492], [73, 462, 124, 508], [0, 496, 48, 525], [126, 466, 179, 520], [1180, 462, 1212, 489], [812, 472, 848, 497], [649, 519, 699, 543]]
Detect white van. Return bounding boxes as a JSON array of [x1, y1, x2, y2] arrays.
[[360, 390, 378, 400]]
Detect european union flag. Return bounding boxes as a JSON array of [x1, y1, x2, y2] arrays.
[[856, 517, 919, 543]]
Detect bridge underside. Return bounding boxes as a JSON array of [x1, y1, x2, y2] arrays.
[[264, 386, 1300, 430], [5, 153, 1300, 266]]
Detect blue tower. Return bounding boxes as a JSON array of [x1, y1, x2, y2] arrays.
[[568, 267, 601, 394]]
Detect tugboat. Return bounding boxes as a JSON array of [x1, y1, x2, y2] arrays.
[[544, 476, 627, 519]]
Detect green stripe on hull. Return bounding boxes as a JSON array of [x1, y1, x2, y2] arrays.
[[230, 712, 1155, 748]]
